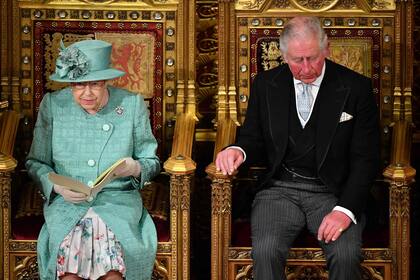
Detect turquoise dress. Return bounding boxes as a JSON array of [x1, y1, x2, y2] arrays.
[[26, 86, 160, 280]]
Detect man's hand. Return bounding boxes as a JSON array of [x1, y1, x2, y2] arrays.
[[215, 148, 244, 175], [53, 184, 87, 203], [317, 210, 352, 243]]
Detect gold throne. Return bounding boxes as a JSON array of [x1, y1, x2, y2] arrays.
[[206, 1, 415, 280], [1, 1, 198, 279]]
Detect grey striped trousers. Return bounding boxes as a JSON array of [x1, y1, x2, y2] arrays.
[[250, 180, 364, 280]]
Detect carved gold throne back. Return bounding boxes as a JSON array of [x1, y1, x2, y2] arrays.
[[206, 1, 415, 280], [2, 1, 198, 280]]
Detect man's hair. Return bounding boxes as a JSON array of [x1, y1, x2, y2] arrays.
[[279, 16, 328, 55]]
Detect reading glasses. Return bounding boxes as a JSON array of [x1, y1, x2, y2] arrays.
[[71, 81, 106, 91]]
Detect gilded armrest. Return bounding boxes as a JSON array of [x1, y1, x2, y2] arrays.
[[382, 116, 416, 280], [164, 113, 197, 175], [206, 117, 239, 280], [0, 153, 17, 278], [163, 112, 196, 280], [0, 110, 19, 278]]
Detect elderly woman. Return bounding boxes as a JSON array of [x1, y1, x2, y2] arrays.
[[26, 39, 160, 280]]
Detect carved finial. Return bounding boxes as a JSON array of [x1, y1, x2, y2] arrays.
[[392, 86, 402, 121], [403, 87, 412, 122]]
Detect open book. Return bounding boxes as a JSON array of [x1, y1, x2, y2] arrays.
[[48, 158, 127, 198]]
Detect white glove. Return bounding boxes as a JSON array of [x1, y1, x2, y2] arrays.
[[53, 184, 87, 203], [115, 157, 141, 177]]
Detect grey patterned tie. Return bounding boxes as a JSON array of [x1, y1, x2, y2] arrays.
[[297, 83, 313, 121]]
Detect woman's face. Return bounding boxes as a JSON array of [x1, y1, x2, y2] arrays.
[[71, 80, 107, 114]]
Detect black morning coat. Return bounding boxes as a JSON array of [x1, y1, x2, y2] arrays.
[[236, 59, 381, 220]]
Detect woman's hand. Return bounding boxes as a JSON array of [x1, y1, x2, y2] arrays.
[[53, 184, 87, 203], [114, 157, 141, 178]]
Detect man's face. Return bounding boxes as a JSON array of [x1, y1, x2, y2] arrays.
[[283, 36, 330, 84]]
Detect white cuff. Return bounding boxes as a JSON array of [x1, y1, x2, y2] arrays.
[[333, 206, 357, 224], [225, 146, 246, 162]]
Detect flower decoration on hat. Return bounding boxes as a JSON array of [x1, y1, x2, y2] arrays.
[[55, 41, 90, 80]]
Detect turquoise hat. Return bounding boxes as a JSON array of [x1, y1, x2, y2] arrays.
[[49, 39, 125, 83]]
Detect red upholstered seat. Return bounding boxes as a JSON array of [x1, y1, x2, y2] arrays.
[[12, 174, 170, 242], [230, 176, 390, 249], [12, 216, 44, 241], [4, 5, 196, 280], [12, 215, 170, 242], [231, 219, 389, 248]]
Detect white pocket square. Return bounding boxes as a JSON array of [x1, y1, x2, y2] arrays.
[[339, 112, 353, 123]]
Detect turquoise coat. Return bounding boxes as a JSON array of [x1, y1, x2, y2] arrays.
[[26, 86, 161, 280]]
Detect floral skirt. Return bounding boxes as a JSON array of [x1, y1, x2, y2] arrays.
[[56, 208, 126, 280]]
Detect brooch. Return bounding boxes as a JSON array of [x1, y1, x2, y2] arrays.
[[115, 106, 124, 115]]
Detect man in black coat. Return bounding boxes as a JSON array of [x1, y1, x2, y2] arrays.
[[215, 16, 380, 280]]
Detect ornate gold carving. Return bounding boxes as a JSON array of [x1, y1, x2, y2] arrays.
[[45, 0, 177, 5], [211, 179, 232, 215], [260, 41, 283, 71], [232, 262, 388, 279], [373, 0, 395, 10], [151, 271, 167, 280], [227, 86, 240, 125], [360, 265, 385, 279], [2, 176, 11, 280], [13, 255, 39, 280], [157, 242, 172, 253], [288, 249, 325, 260], [235, 264, 253, 279], [228, 247, 392, 261], [336, 0, 357, 9], [9, 241, 37, 252], [196, 0, 218, 133], [153, 258, 169, 280], [229, 248, 251, 259], [390, 184, 410, 218], [208, 162, 234, 280], [272, 0, 291, 8], [168, 172, 191, 280], [166, 126, 197, 167], [362, 249, 392, 260], [286, 265, 328, 280], [169, 174, 192, 210], [329, 39, 372, 77], [1, 173, 11, 209], [403, 88, 413, 122], [217, 86, 228, 123], [237, 0, 264, 9], [80, 0, 121, 3], [186, 80, 198, 118], [290, 0, 340, 12]]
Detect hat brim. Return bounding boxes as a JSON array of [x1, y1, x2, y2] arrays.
[[49, 68, 125, 83]]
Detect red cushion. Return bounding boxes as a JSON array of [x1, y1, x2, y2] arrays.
[[12, 215, 170, 242], [231, 219, 389, 248], [154, 217, 170, 242], [12, 215, 44, 240]]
